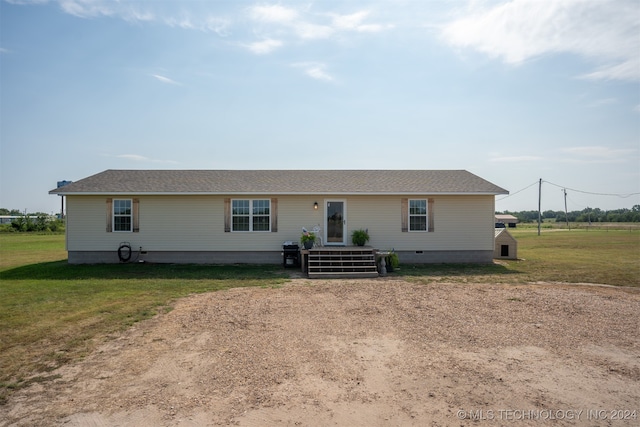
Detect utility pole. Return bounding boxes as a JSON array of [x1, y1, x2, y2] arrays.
[[563, 188, 570, 230], [537, 178, 542, 236]]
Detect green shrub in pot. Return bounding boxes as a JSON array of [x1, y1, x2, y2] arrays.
[[351, 229, 370, 246]]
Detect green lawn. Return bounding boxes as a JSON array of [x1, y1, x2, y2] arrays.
[[1, 229, 638, 404], [0, 233, 288, 404], [398, 228, 639, 287], [0, 233, 67, 269], [506, 228, 639, 286]]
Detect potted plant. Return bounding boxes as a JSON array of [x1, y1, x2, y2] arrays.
[[301, 231, 316, 249], [386, 252, 399, 272], [351, 228, 370, 246]]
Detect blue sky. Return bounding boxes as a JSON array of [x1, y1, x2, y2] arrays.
[[1, 0, 639, 214]]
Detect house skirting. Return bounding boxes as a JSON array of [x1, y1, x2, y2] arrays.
[[67, 251, 283, 264], [394, 250, 494, 264], [67, 249, 494, 265]]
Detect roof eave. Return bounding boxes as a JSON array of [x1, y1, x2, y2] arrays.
[[51, 191, 509, 196]]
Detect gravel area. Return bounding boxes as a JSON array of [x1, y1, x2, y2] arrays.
[[2, 279, 639, 426]]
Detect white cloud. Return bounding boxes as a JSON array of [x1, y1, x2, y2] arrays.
[[355, 23, 391, 33], [292, 62, 334, 81], [151, 74, 182, 85], [0, 47, 10, 54], [330, 11, 393, 33], [162, 14, 231, 35], [634, 105, 640, 113], [489, 155, 543, 163], [164, 16, 195, 30], [492, 146, 639, 166], [245, 5, 393, 49], [117, 154, 147, 161], [293, 22, 334, 40], [248, 4, 298, 23], [560, 146, 636, 160], [59, 0, 114, 18], [122, 9, 154, 23], [580, 59, 640, 82], [203, 17, 231, 37], [16, 1, 392, 55], [331, 11, 370, 30], [246, 6, 335, 40], [116, 154, 179, 164], [5, 0, 49, 4], [244, 39, 283, 55], [29, 1, 231, 35], [441, 0, 640, 81]]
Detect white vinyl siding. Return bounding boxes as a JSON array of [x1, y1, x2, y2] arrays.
[[345, 195, 494, 251], [65, 194, 496, 253]]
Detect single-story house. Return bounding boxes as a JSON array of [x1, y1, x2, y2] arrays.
[[495, 214, 518, 228], [494, 228, 518, 260], [49, 169, 508, 265]]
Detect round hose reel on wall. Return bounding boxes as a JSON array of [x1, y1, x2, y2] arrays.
[[117, 242, 132, 262]]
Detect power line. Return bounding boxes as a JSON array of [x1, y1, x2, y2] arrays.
[[543, 180, 640, 198], [496, 180, 539, 202], [497, 179, 640, 203]]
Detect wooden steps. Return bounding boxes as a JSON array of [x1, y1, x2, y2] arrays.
[[306, 247, 379, 279]]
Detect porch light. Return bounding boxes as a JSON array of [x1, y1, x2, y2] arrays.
[[314, 202, 318, 210]]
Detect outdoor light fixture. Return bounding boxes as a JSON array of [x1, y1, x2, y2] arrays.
[[314, 202, 318, 210]]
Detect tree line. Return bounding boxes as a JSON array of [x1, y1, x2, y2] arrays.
[[498, 205, 640, 223], [0, 208, 64, 232]]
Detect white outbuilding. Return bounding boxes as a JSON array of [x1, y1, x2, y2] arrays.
[[494, 228, 518, 260]]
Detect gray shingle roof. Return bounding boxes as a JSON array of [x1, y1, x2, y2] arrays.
[[49, 169, 508, 195]]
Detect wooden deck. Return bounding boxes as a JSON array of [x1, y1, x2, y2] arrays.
[[301, 246, 379, 279]]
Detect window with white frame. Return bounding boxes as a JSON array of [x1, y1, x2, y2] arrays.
[[232, 199, 270, 232], [409, 199, 427, 231], [113, 199, 132, 232]]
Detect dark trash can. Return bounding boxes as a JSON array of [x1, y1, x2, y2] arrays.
[[282, 242, 300, 268]]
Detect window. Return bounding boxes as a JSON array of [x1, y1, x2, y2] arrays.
[[232, 199, 270, 232], [252, 199, 271, 231], [113, 199, 132, 232], [106, 198, 139, 233], [409, 199, 427, 231], [401, 198, 433, 233]]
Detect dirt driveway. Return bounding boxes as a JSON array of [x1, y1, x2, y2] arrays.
[[3, 279, 639, 426]]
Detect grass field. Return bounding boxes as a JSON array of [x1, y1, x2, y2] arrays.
[[1, 229, 638, 404], [400, 227, 639, 287]]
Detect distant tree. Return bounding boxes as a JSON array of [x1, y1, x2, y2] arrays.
[[516, 210, 540, 223], [35, 214, 48, 231], [4, 213, 63, 232], [11, 215, 31, 232], [497, 206, 639, 223]]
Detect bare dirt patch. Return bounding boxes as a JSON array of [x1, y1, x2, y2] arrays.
[[2, 279, 639, 426]]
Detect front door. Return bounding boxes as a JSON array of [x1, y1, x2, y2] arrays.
[[325, 200, 346, 245]]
